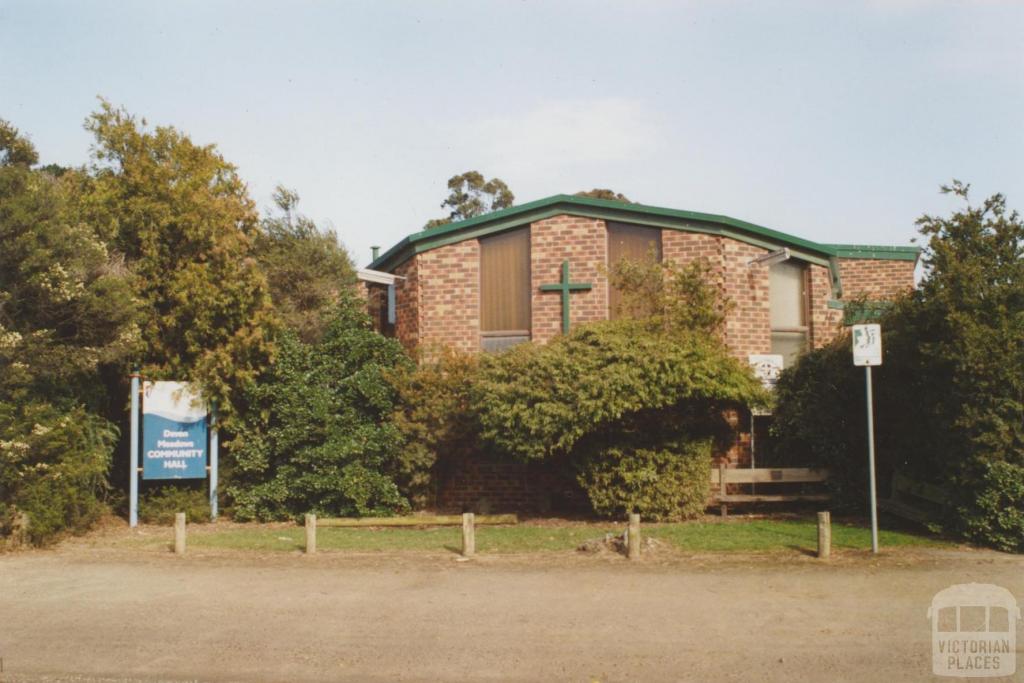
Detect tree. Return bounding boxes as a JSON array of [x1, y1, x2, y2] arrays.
[[82, 101, 278, 417], [425, 171, 514, 229], [772, 182, 1024, 550], [254, 185, 357, 343], [227, 294, 413, 521], [575, 188, 632, 203], [0, 121, 138, 543], [0, 120, 38, 166]]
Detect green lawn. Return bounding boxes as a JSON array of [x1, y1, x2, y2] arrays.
[[178, 517, 950, 554]]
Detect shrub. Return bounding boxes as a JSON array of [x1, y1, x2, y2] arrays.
[[957, 462, 1024, 553], [139, 485, 211, 525], [771, 183, 1024, 551], [388, 348, 479, 508], [578, 439, 712, 521], [474, 320, 767, 461], [227, 297, 413, 521], [0, 403, 115, 545]]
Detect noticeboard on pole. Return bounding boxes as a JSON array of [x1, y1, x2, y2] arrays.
[[142, 381, 208, 480]]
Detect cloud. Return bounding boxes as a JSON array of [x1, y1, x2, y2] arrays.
[[468, 98, 664, 175]]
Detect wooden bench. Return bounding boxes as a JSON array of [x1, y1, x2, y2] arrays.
[[878, 472, 948, 524], [711, 465, 830, 517]]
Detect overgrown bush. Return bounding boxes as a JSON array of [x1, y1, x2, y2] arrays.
[[139, 485, 211, 525], [227, 297, 413, 521], [387, 348, 479, 508], [957, 462, 1024, 553], [0, 404, 115, 545], [772, 183, 1024, 550], [470, 258, 766, 520], [578, 439, 712, 521]]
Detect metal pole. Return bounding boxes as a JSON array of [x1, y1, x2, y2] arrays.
[[209, 402, 218, 521], [865, 366, 879, 553], [129, 369, 140, 528]]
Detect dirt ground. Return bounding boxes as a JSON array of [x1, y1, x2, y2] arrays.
[[1, 530, 1023, 682]]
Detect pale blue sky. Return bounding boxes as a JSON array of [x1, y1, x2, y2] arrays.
[[2, 1, 1022, 266]]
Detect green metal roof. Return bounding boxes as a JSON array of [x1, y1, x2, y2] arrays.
[[823, 244, 921, 261], [369, 195, 921, 276]]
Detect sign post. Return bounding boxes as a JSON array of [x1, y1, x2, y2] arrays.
[[129, 368, 141, 528], [852, 324, 882, 553], [209, 402, 218, 521]]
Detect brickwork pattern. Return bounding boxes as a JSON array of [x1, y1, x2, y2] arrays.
[[530, 217, 609, 343], [808, 263, 843, 348], [393, 257, 419, 353], [417, 240, 481, 353], [722, 241, 772, 360], [839, 258, 917, 300]]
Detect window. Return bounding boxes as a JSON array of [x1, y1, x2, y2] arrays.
[[769, 260, 809, 366], [480, 227, 531, 352], [607, 222, 662, 319]]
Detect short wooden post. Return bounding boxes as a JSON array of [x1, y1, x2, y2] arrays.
[[817, 511, 831, 559], [305, 513, 317, 555], [719, 463, 728, 518], [174, 512, 186, 555], [461, 512, 475, 557], [627, 513, 641, 560]]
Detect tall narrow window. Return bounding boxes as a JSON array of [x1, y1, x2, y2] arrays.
[[607, 222, 662, 319], [480, 227, 530, 352], [769, 260, 809, 366]]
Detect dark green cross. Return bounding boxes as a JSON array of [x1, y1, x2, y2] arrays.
[[540, 260, 592, 333]]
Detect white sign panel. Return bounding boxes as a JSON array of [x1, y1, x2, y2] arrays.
[[852, 324, 882, 366], [748, 354, 784, 389]]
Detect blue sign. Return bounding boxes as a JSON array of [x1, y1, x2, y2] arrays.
[[142, 381, 207, 480]]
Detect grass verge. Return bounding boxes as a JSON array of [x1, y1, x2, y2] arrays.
[[174, 517, 950, 554]]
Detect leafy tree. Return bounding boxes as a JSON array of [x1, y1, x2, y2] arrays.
[[0, 120, 38, 166], [0, 121, 138, 543], [472, 260, 766, 519], [425, 171, 514, 229], [227, 294, 413, 521], [772, 182, 1024, 550], [575, 188, 632, 202], [254, 185, 357, 343], [82, 101, 278, 416]]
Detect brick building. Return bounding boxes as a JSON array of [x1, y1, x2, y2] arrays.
[[361, 194, 918, 513]]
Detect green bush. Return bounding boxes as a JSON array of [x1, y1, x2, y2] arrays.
[[957, 462, 1024, 553], [578, 439, 712, 521], [772, 184, 1024, 551], [227, 296, 413, 521], [388, 348, 479, 508], [139, 485, 211, 525], [0, 403, 115, 545]]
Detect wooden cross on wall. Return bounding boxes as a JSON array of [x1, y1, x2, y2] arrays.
[[540, 260, 592, 333]]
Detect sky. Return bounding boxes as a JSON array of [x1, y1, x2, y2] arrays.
[[2, 0, 1022, 267]]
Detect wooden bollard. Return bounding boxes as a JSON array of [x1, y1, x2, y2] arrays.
[[628, 513, 641, 560], [174, 512, 186, 555], [305, 513, 317, 555], [817, 511, 831, 559], [461, 512, 475, 557]]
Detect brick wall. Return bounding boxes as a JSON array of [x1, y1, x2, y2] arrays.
[[417, 240, 480, 353], [839, 258, 917, 300], [809, 264, 843, 347], [722, 241, 773, 360], [393, 257, 419, 352], [530, 216, 609, 343], [435, 455, 586, 514]]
